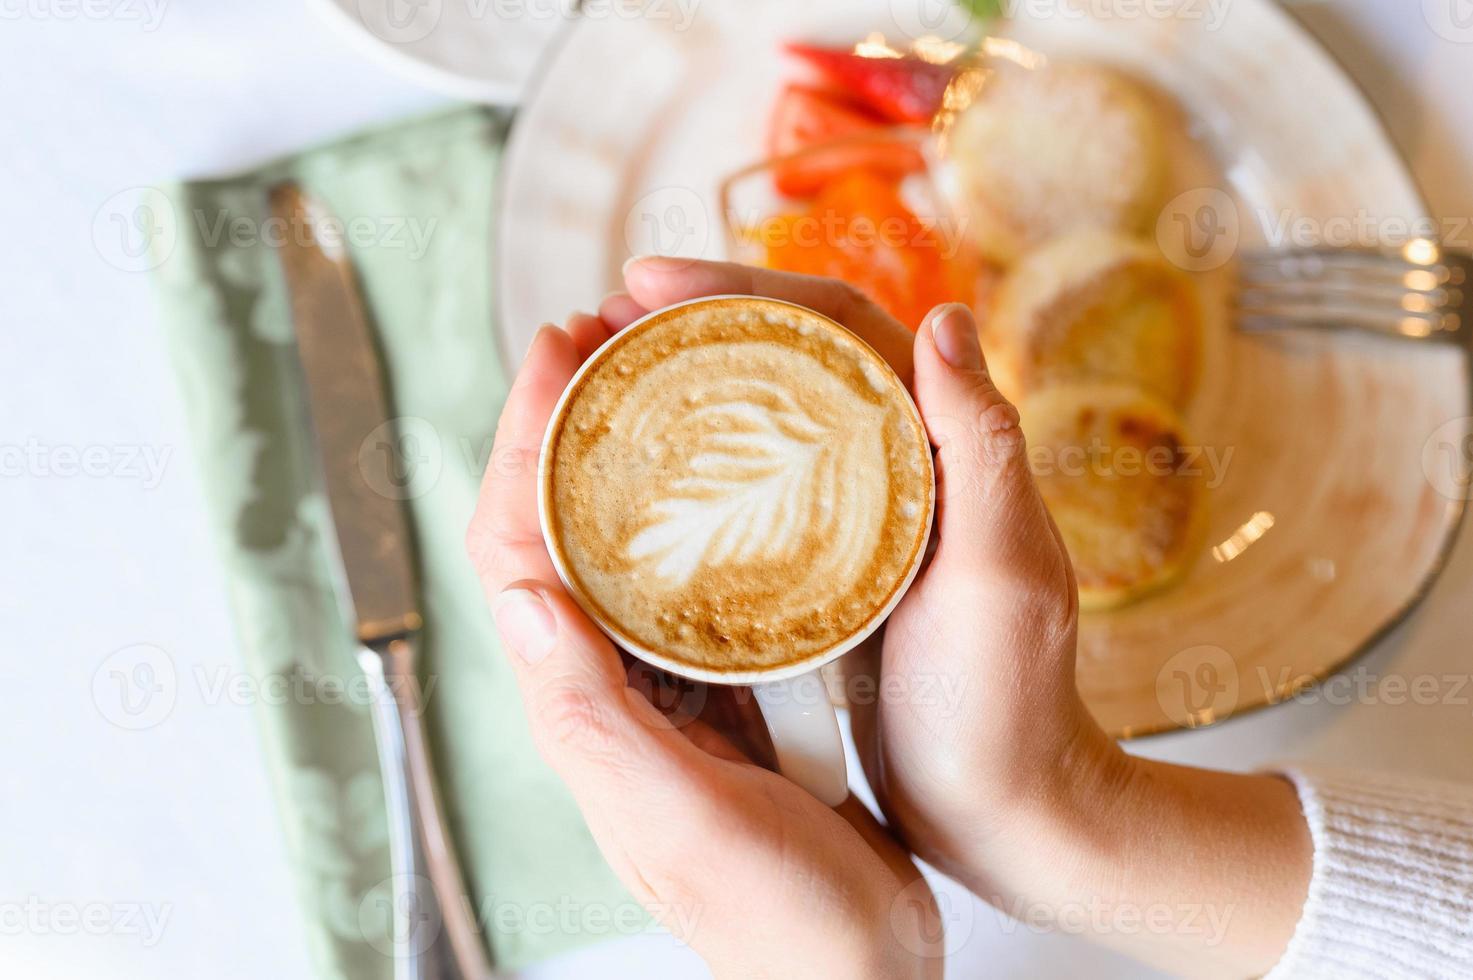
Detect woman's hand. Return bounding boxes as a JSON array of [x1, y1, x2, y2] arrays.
[[465, 300, 942, 979], [605, 258, 1315, 979]]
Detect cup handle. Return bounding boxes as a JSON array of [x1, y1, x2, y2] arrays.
[[752, 669, 848, 806]]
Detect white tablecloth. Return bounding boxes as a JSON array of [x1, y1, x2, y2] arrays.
[[3, 2, 1470, 977]]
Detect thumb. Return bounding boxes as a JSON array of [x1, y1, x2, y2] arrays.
[[911, 304, 1075, 604]]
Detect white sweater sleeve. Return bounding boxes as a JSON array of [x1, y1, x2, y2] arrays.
[[1265, 766, 1473, 979]]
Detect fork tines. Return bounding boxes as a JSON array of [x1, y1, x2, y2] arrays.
[[1236, 241, 1470, 344]]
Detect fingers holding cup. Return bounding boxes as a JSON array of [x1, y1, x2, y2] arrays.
[[466, 324, 581, 596]]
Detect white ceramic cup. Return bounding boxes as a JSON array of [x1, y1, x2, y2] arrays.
[[536, 296, 935, 806]]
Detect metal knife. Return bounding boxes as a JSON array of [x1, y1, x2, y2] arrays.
[[269, 182, 492, 980]]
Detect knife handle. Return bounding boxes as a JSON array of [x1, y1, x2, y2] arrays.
[[359, 640, 492, 980]]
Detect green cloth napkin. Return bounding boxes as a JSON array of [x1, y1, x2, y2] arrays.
[[151, 106, 632, 977]]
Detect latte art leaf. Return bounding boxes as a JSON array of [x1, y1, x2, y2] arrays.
[[626, 395, 843, 585]]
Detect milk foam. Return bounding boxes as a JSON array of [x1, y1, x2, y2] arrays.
[[623, 370, 886, 589], [545, 299, 933, 674]]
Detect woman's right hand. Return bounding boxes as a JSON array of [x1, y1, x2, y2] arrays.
[[838, 293, 1316, 979], [613, 257, 1315, 978]]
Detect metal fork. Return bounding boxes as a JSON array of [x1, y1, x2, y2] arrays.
[[1236, 239, 1471, 345]]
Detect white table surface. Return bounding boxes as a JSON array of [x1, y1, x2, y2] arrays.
[[3, 2, 1471, 978]]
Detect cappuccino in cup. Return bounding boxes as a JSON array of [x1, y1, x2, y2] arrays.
[[539, 296, 934, 682]]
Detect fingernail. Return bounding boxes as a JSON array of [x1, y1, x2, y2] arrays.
[[623, 254, 683, 277], [523, 324, 555, 365], [931, 304, 982, 371], [493, 588, 557, 665]]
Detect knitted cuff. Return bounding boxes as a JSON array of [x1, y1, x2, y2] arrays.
[[1265, 765, 1473, 979]]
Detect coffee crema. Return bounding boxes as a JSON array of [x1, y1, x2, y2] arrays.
[[541, 297, 933, 675]]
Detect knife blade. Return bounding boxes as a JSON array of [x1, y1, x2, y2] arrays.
[[268, 181, 422, 645]]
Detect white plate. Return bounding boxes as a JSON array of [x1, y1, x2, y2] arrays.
[[310, 0, 571, 104], [494, 0, 1470, 737]]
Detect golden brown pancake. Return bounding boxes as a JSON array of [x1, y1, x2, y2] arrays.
[[987, 229, 1202, 407], [1021, 383, 1205, 610]]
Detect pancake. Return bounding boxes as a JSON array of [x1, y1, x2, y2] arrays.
[[987, 229, 1202, 407], [949, 62, 1169, 263], [1021, 382, 1206, 610]]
